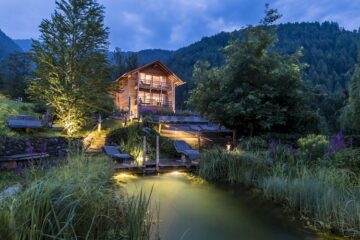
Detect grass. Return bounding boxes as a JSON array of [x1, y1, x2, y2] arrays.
[[0, 95, 38, 137], [0, 152, 154, 240], [199, 147, 360, 237], [107, 123, 177, 162], [0, 171, 21, 192]]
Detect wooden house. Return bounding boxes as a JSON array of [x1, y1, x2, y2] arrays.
[[113, 61, 185, 118]]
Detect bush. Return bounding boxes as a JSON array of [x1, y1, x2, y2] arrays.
[[297, 134, 329, 160], [330, 148, 360, 171], [107, 124, 177, 161], [267, 141, 298, 166], [238, 136, 267, 151]]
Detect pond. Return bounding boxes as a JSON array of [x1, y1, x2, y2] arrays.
[[118, 172, 321, 240]]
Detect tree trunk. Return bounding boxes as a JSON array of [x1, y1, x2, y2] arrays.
[[232, 128, 238, 148], [249, 123, 254, 137]]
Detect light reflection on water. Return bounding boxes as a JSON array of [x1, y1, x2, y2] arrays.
[[116, 172, 320, 240]]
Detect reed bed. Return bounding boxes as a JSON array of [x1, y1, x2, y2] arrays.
[[0, 153, 153, 240], [199, 148, 360, 237]]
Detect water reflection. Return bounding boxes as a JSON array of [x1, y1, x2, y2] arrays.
[[116, 172, 320, 240]]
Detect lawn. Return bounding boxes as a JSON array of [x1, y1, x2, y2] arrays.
[[0, 171, 21, 192], [0, 95, 38, 137]]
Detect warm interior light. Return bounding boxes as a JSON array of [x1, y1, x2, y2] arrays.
[[113, 173, 137, 186], [226, 143, 231, 151], [168, 171, 182, 176]]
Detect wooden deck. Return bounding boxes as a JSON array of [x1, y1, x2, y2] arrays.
[[114, 159, 199, 174]]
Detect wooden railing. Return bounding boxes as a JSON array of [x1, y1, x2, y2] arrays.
[[139, 81, 172, 91], [140, 99, 172, 107]]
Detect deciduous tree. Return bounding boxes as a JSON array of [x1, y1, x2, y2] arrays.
[[28, 0, 111, 135], [189, 6, 318, 144]]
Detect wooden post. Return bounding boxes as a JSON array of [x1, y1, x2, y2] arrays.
[[143, 136, 147, 166], [156, 135, 159, 172], [197, 131, 201, 150], [97, 114, 102, 132]]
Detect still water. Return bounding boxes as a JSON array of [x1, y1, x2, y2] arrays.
[[118, 172, 320, 240]]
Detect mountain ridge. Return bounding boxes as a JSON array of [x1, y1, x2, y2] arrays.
[[0, 29, 22, 60]]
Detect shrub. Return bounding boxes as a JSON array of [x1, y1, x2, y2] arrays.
[[238, 136, 267, 152], [267, 141, 298, 166], [330, 148, 360, 171], [107, 124, 177, 161], [297, 134, 329, 160]]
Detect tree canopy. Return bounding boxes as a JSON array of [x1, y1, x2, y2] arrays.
[[341, 46, 360, 132], [189, 6, 318, 140], [28, 0, 112, 135]]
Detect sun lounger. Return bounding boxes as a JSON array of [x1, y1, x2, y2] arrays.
[[174, 140, 200, 162], [103, 146, 133, 161], [7, 115, 43, 129]]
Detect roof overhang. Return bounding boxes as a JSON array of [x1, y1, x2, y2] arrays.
[[115, 60, 185, 86]]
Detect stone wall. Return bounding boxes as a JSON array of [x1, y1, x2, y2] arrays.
[[0, 137, 81, 157]]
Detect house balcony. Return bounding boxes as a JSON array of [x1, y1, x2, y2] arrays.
[[139, 99, 172, 107], [138, 99, 174, 114], [138, 81, 172, 92]]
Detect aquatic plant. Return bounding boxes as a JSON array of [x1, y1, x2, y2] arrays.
[[199, 148, 360, 237], [0, 153, 153, 239]]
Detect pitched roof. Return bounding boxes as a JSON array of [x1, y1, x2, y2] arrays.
[[115, 60, 185, 86]]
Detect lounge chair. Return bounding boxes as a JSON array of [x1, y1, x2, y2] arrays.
[[174, 140, 200, 162], [103, 146, 133, 162], [7, 115, 43, 129]]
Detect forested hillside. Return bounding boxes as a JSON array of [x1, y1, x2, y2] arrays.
[[160, 22, 360, 110], [14, 39, 33, 52], [0, 29, 22, 60]]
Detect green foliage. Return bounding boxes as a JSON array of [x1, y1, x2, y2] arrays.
[[0, 94, 37, 137], [0, 153, 153, 239], [107, 123, 177, 160], [297, 134, 329, 160], [341, 47, 360, 133], [238, 137, 267, 152], [155, 22, 359, 120], [28, 0, 112, 135], [0, 52, 32, 99], [123, 189, 153, 240], [189, 7, 318, 136], [111, 47, 138, 79], [261, 166, 360, 237], [330, 148, 360, 171], [199, 149, 269, 185], [0, 29, 22, 60], [199, 147, 360, 237], [107, 124, 143, 160]]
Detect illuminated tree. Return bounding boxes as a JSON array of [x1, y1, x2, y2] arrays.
[[28, 0, 111, 135], [189, 6, 318, 143]]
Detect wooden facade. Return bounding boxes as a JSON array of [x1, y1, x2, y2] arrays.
[[113, 61, 185, 118]]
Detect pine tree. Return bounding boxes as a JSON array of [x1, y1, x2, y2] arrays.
[[341, 48, 360, 131], [28, 0, 111, 135]]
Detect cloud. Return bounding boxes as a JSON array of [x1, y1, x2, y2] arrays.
[[273, 0, 360, 29], [0, 0, 359, 51]]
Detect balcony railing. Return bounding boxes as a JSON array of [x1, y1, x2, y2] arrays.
[[139, 81, 172, 91], [139, 99, 172, 107]]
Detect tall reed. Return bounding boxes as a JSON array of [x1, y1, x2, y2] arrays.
[[0, 153, 153, 240], [199, 148, 360, 237]]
